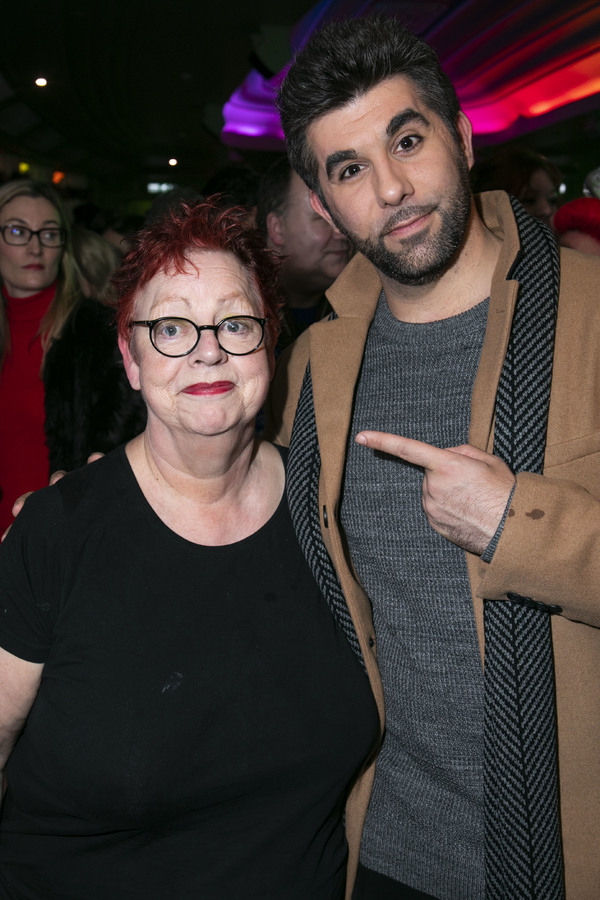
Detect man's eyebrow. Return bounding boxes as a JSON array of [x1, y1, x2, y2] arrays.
[[386, 109, 430, 137], [325, 149, 358, 180], [323, 109, 432, 179]]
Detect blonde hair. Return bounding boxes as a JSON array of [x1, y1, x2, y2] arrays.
[[71, 227, 121, 305], [0, 179, 80, 366]]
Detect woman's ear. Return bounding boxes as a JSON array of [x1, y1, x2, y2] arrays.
[[118, 335, 141, 391]]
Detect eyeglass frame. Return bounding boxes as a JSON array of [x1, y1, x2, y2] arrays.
[[129, 315, 267, 358], [0, 224, 67, 248]]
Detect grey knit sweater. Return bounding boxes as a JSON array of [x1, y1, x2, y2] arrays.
[[341, 292, 489, 899]]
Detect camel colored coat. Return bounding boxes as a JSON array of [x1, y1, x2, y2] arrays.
[[266, 192, 600, 899]]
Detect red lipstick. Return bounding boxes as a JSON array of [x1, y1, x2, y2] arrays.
[[182, 381, 234, 396]]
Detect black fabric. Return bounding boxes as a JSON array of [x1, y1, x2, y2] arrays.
[[483, 198, 564, 898], [353, 864, 438, 899], [0, 446, 379, 900], [277, 294, 332, 355], [43, 297, 146, 474]]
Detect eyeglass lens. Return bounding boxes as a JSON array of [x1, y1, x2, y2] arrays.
[[1, 225, 65, 247], [151, 317, 263, 356]]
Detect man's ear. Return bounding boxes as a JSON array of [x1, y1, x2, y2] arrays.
[[456, 112, 474, 169], [266, 211, 285, 249], [118, 335, 141, 391], [310, 191, 336, 228]]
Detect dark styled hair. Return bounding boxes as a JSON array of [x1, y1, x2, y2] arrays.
[[277, 15, 461, 196], [113, 198, 283, 353], [553, 197, 600, 244], [255, 156, 294, 236]]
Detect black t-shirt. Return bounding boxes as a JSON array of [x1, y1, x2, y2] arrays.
[[0, 446, 379, 900]]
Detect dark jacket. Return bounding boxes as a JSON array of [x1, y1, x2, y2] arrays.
[[44, 298, 146, 474]]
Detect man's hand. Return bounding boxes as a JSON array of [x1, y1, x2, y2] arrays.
[[356, 431, 516, 555]]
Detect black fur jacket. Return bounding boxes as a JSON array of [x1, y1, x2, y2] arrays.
[[44, 297, 146, 474]]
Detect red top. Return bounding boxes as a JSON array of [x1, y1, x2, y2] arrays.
[[0, 282, 56, 534]]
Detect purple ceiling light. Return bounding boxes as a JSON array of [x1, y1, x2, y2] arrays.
[[221, 0, 600, 148]]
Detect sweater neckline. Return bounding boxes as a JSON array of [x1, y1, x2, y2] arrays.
[[3, 281, 57, 322]]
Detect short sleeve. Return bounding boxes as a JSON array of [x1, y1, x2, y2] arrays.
[[0, 488, 66, 662]]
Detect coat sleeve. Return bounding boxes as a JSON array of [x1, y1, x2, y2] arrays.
[[474, 249, 600, 630], [474, 469, 600, 628]]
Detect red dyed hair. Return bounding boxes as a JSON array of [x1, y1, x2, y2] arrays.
[[553, 197, 600, 244], [114, 197, 283, 352]]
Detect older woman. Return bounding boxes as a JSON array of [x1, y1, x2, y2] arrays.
[[0, 180, 144, 532], [0, 200, 380, 899]]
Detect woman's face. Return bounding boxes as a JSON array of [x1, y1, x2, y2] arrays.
[[518, 169, 558, 228], [121, 250, 271, 441], [0, 195, 63, 297]]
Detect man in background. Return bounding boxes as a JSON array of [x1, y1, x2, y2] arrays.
[[256, 156, 351, 351]]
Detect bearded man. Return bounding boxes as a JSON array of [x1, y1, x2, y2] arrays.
[[267, 14, 600, 900]]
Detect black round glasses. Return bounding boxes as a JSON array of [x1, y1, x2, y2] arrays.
[[129, 315, 266, 358]]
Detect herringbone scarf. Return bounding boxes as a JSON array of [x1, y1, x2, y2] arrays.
[[287, 360, 365, 669], [484, 199, 564, 898], [286, 197, 563, 895]]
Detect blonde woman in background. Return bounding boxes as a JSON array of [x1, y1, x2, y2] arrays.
[[0, 180, 144, 532]]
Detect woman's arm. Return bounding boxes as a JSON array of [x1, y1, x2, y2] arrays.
[[0, 647, 43, 780]]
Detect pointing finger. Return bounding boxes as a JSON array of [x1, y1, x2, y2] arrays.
[[355, 431, 453, 470]]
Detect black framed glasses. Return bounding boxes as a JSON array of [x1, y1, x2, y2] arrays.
[[129, 315, 266, 358], [0, 224, 66, 248]]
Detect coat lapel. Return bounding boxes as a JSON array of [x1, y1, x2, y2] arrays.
[[310, 255, 382, 514]]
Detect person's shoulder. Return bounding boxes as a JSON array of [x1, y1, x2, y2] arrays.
[[46, 298, 116, 370], [559, 244, 600, 273], [67, 296, 116, 336], [53, 447, 128, 514], [559, 245, 600, 301]]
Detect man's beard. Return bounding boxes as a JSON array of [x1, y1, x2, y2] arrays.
[[326, 152, 473, 287]]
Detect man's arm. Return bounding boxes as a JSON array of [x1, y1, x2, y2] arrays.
[[0, 648, 43, 788]]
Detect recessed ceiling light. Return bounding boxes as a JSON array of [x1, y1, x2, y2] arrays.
[[35, 77, 47, 87]]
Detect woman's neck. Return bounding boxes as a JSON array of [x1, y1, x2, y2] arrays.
[[125, 427, 284, 546], [3, 281, 57, 304]]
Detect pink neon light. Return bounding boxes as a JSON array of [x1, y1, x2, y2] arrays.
[[462, 50, 600, 133], [221, 33, 600, 143]]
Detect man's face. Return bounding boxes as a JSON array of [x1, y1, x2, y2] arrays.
[[267, 171, 351, 296], [307, 76, 474, 287]]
